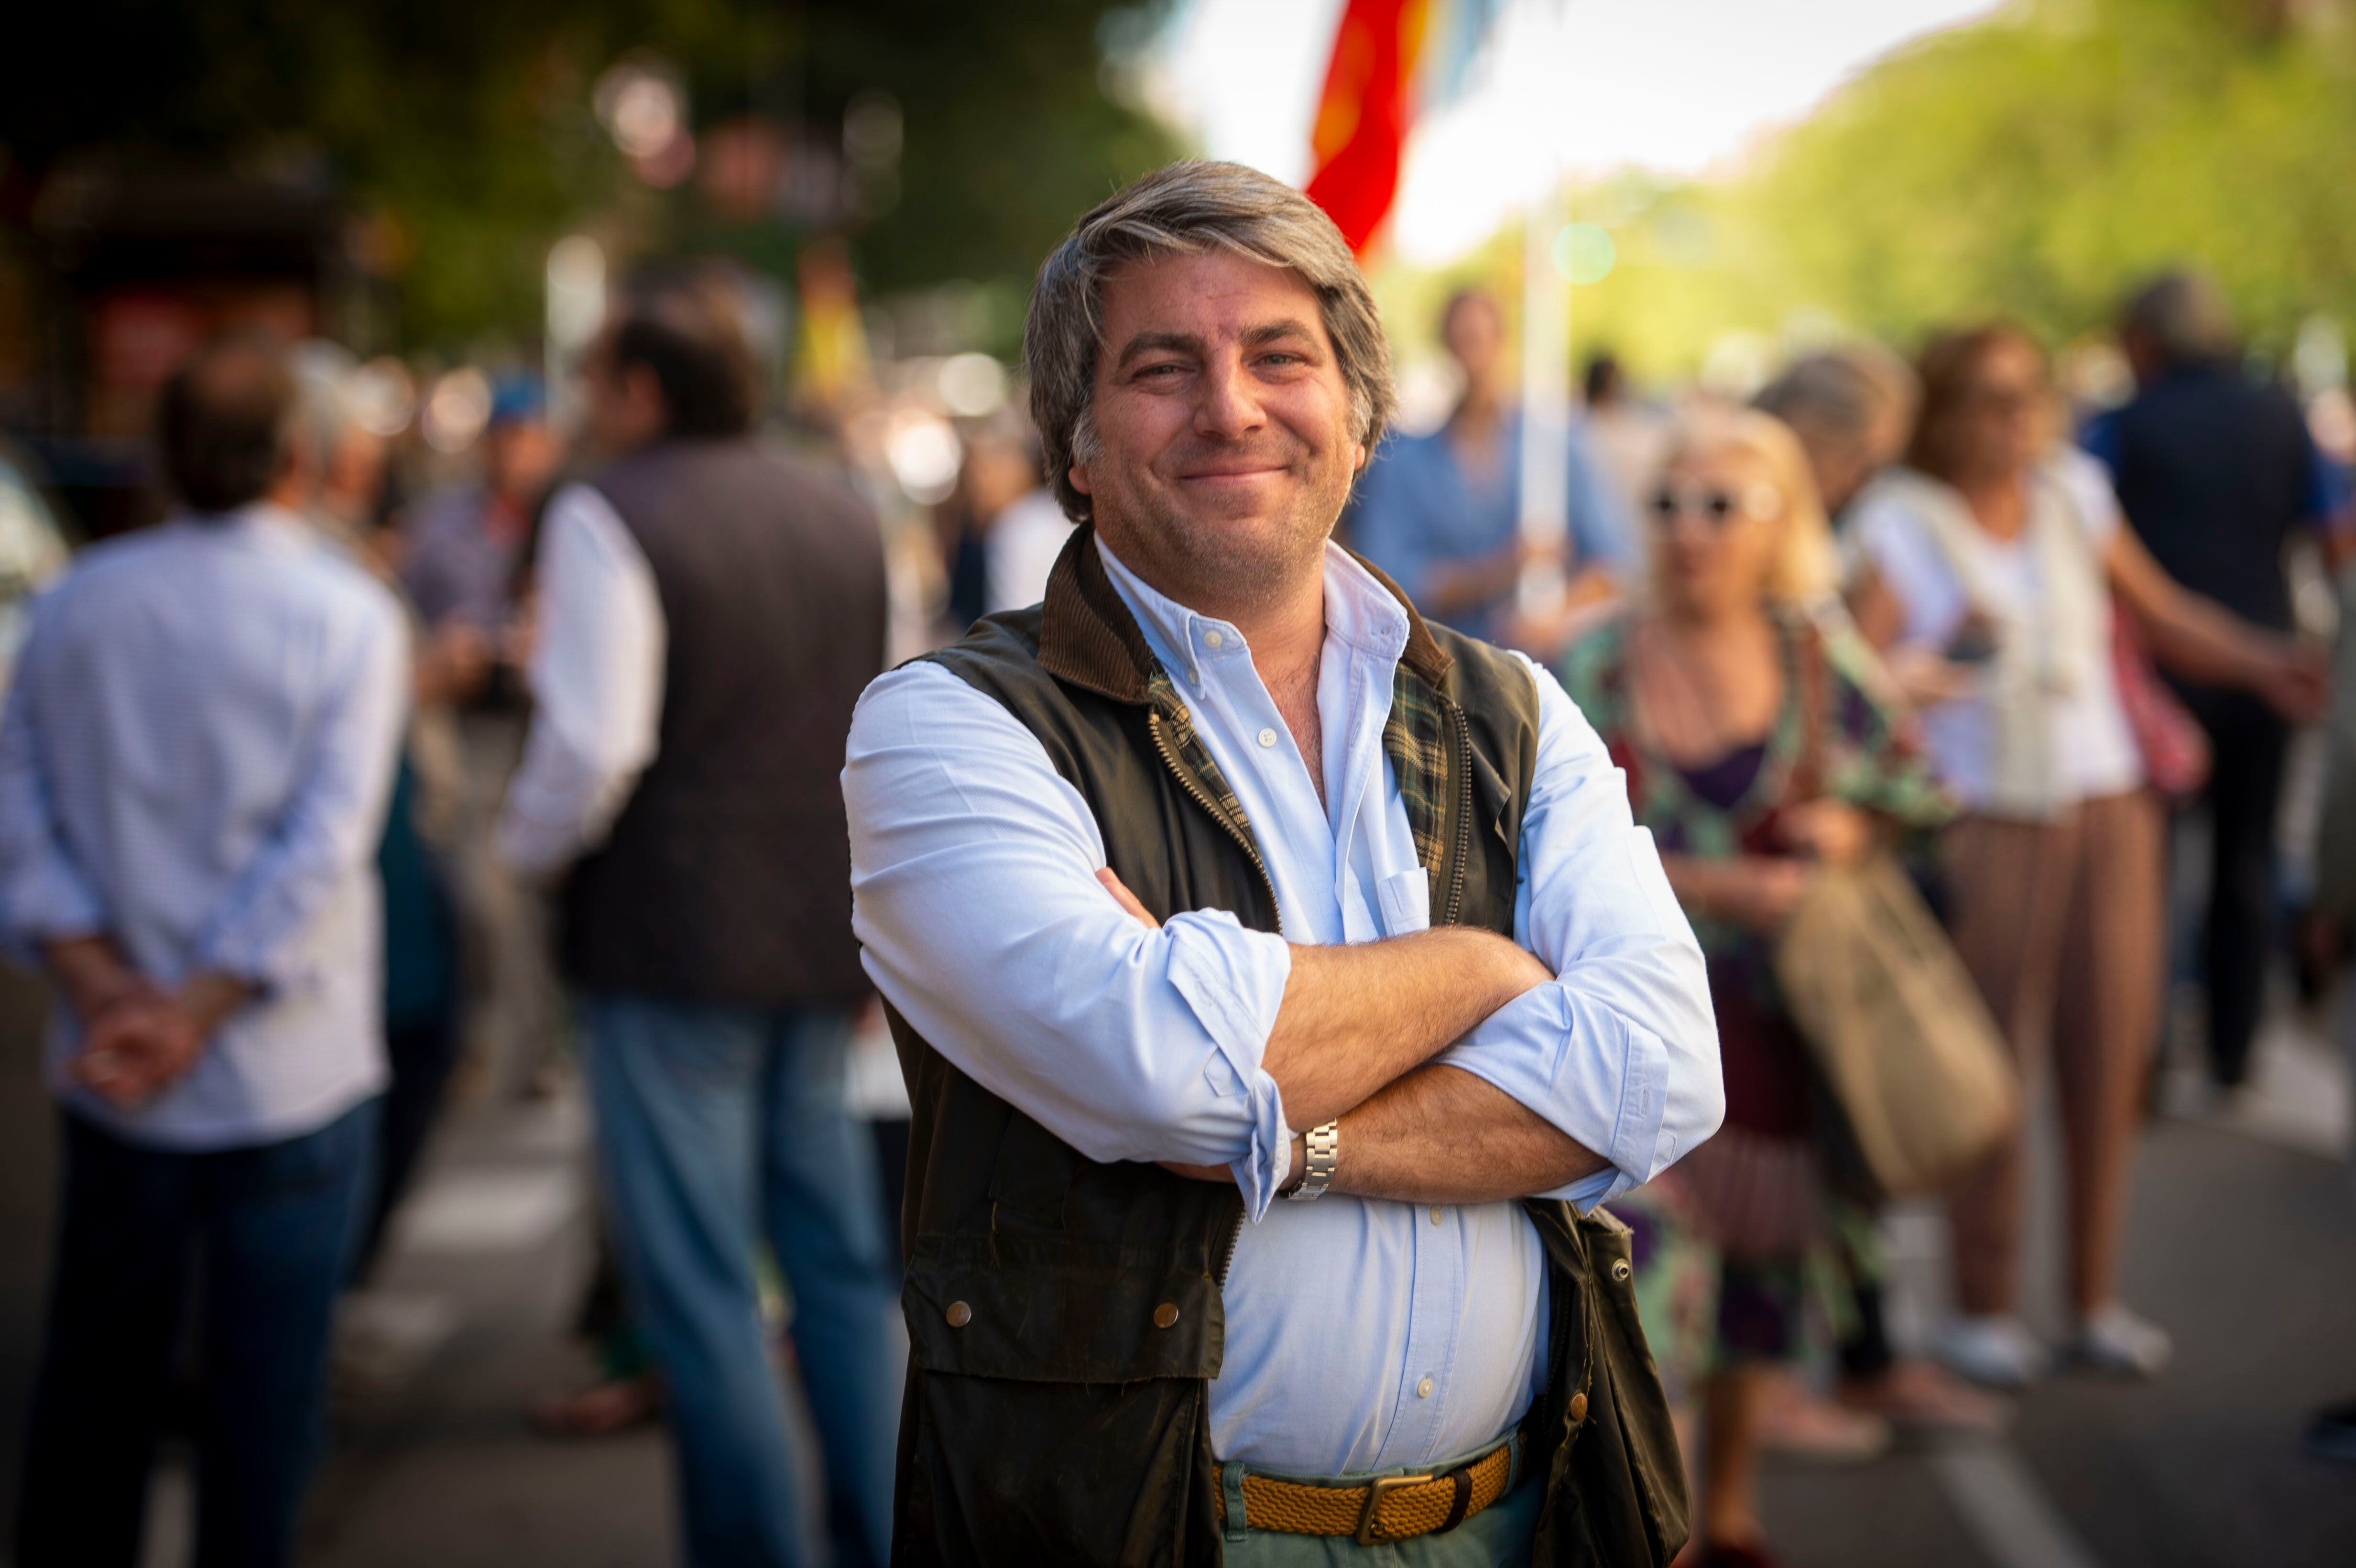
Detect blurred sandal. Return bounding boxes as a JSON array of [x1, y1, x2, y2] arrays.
[[1836, 1357, 2012, 1435], [532, 1371, 662, 1438], [1752, 1368, 1893, 1463]]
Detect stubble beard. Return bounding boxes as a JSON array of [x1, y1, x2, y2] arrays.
[[1092, 451, 1353, 626]]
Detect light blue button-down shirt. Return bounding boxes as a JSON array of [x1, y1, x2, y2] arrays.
[[843, 538, 1717, 1476], [0, 506, 408, 1151]]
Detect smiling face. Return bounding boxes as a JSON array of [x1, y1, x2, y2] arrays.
[[1070, 249, 1366, 620]]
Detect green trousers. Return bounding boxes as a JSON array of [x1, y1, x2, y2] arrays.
[[1216, 1437, 1542, 1566]]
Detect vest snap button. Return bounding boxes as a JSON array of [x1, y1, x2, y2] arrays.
[[1611, 1259, 1633, 1283], [945, 1300, 972, 1328], [1153, 1302, 1179, 1329], [1569, 1392, 1589, 1423]]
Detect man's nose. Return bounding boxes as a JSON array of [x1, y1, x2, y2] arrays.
[[1193, 354, 1266, 440]]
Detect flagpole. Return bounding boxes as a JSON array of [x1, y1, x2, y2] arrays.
[[1515, 1, 1569, 622]]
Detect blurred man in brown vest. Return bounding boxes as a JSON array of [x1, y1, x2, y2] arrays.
[[500, 269, 896, 1568]]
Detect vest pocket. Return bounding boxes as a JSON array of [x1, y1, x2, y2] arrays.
[[904, 1231, 1227, 1383]]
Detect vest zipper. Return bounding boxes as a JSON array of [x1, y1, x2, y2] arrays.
[[1441, 702, 1474, 926], [1145, 708, 1274, 1295], [1216, 1204, 1244, 1286], [1146, 710, 1283, 929]]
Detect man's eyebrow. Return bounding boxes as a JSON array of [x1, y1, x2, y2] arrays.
[[1240, 319, 1322, 351], [1112, 331, 1203, 371], [1109, 320, 1326, 371]]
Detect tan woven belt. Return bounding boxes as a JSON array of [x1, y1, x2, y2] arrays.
[[1215, 1440, 1516, 1546]]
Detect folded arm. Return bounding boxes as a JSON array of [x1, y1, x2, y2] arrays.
[[844, 664, 1554, 1219], [1332, 1063, 1607, 1203], [1411, 656, 1720, 1208], [1114, 657, 1720, 1211]]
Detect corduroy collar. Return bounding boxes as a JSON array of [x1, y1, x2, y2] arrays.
[[1036, 524, 1454, 704]]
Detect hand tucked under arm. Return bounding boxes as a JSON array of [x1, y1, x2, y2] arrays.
[[1333, 1063, 1607, 1204]]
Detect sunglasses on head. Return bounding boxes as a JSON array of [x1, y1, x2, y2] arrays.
[[1647, 480, 1783, 527]]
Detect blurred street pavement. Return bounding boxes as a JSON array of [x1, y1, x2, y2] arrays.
[[1, 974, 2352, 1568]]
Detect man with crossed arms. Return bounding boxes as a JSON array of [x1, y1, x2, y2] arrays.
[[845, 161, 1720, 1564]]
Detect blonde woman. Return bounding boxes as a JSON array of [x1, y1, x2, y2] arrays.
[[1559, 409, 1952, 1568]]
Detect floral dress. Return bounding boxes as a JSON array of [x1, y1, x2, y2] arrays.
[[1557, 610, 1952, 1390]]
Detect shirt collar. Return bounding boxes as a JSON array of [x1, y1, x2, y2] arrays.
[[175, 501, 316, 550], [1093, 536, 1411, 686]]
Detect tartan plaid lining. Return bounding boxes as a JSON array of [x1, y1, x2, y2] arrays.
[[1148, 673, 1257, 844], [1384, 665, 1454, 880], [1148, 664, 1457, 895]]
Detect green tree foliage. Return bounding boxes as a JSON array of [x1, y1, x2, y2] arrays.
[[0, 0, 1178, 348], [1537, 0, 2356, 379]]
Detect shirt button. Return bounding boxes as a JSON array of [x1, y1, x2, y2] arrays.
[[1257, 728, 1278, 748], [1416, 1376, 1435, 1399], [1203, 630, 1224, 650], [1429, 1206, 1443, 1225]]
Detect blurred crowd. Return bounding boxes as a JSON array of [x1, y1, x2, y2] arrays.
[[1320, 269, 2354, 1566], [0, 239, 2352, 1568]]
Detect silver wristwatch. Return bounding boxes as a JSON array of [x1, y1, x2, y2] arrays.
[[1289, 1120, 1340, 1201]]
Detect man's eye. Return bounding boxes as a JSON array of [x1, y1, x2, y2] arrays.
[[1136, 362, 1185, 380]]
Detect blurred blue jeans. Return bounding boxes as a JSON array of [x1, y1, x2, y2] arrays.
[[16, 1097, 379, 1568], [578, 994, 899, 1568]]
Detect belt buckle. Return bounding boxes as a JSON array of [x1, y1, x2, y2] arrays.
[[1355, 1473, 1432, 1546]]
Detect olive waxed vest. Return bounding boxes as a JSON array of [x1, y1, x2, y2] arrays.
[[884, 527, 1687, 1566]]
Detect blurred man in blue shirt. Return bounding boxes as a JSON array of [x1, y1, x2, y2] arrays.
[[0, 335, 407, 1568], [1350, 287, 1634, 647]]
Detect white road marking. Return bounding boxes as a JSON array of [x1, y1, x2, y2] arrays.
[[1930, 1442, 2104, 1568], [140, 1453, 192, 1568]]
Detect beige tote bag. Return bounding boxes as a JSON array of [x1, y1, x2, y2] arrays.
[[1772, 858, 2019, 1198]]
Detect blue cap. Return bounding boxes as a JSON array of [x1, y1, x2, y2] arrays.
[[489, 375, 547, 428]]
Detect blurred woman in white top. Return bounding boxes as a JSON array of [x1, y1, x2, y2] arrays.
[[1848, 323, 2321, 1390]]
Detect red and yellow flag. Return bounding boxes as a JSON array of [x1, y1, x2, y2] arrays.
[[1304, 0, 1434, 255]]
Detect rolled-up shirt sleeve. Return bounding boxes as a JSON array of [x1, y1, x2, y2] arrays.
[[844, 661, 1299, 1218], [1436, 653, 1722, 1207]]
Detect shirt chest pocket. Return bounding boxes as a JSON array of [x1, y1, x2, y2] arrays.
[[1376, 867, 1431, 936]]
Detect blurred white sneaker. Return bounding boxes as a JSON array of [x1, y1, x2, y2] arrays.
[[2069, 1302, 2173, 1379], [1936, 1314, 2047, 1390]]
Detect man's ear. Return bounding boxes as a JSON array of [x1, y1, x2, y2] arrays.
[[1068, 462, 1093, 497], [1351, 441, 1367, 473]]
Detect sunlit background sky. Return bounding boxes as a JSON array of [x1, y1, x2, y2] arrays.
[[1150, 0, 2004, 264]]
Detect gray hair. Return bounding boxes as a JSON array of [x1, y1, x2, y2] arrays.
[[1754, 345, 1916, 441], [1024, 160, 1396, 524], [290, 338, 365, 480], [2122, 270, 2238, 367]]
